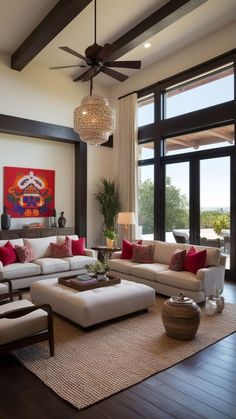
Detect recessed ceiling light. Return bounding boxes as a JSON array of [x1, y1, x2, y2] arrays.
[[144, 43, 151, 49]]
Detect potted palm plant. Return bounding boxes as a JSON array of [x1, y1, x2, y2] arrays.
[[94, 178, 121, 245]]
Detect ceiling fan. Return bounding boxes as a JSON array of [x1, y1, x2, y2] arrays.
[[50, 0, 141, 83]]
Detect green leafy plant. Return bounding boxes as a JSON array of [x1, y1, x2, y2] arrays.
[[103, 229, 118, 240], [85, 261, 109, 275], [213, 214, 230, 236], [94, 178, 121, 232]]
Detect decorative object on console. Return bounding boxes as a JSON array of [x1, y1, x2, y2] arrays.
[[4, 167, 55, 218], [52, 208, 57, 227], [1, 206, 11, 230], [162, 293, 201, 340], [58, 211, 66, 228], [117, 212, 135, 241]]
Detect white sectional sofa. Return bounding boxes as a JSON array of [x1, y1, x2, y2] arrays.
[[108, 241, 226, 303], [0, 235, 96, 290]]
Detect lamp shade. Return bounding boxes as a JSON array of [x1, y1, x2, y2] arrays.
[[117, 212, 135, 225], [74, 95, 116, 146]]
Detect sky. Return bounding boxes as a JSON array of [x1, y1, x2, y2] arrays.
[[138, 73, 233, 209]]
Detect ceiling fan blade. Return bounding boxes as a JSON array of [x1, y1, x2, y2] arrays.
[[73, 67, 99, 82], [49, 64, 87, 70], [104, 60, 141, 69], [97, 43, 116, 61], [100, 67, 128, 82], [59, 46, 89, 63]]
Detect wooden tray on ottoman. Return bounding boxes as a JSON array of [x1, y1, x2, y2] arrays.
[[58, 274, 120, 292]]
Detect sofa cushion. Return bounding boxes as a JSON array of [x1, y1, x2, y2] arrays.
[[33, 258, 69, 274], [24, 236, 57, 259], [108, 259, 138, 275], [131, 263, 168, 281], [50, 240, 72, 258], [0, 241, 18, 266], [156, 269, 203, 291], [153, 241, 184, 264], [15, 243, 37, 263], [0, 299, 48, 345], [132, 244, 154, 263], [66, 236, 86, 256], [184, 246, 207, 274], [0, 263, 41, 280], [62, 255, 96, 270]]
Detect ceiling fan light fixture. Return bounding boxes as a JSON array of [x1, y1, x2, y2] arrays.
[[74, 94, 116, 146]]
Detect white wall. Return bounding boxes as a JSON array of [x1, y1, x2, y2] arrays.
[[0, 53, 113, 244]]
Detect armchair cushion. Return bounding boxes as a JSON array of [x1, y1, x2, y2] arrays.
[[0, 299, 48, 345]]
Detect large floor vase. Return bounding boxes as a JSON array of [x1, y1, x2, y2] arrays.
[[162, 293, 201, 340]]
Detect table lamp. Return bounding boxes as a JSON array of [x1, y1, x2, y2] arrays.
[[117, 212, 135, 240]]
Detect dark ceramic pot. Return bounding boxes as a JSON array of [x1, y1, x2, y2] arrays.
[[1, 207, 11, 230]]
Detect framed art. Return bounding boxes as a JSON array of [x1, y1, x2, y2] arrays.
[[4, 166, 55, 217]]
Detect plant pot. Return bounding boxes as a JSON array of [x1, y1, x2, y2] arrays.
[[106, 238, 114, 248]]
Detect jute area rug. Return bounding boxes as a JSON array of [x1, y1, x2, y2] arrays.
[[15, 297, 236, 411]]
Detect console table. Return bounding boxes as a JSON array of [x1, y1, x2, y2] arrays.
[[0, 227, 74, 240]]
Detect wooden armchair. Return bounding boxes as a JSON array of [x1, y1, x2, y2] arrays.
[[0, 291, 54, 356], [0, 279, 12, 300]]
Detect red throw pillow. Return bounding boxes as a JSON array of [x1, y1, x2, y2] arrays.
[[121, 239, 142, 259], [66, 236, 85, 256], [132, 244, 154, 263], [0, 241, 18, 266], [50, 239, 72, 258], [169, 249, 186, 271], [184, 246, 207, 274], [15, 243, 37, 263]]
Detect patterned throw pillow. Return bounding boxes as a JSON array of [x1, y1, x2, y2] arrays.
[[169, 249, 186, 271], [184, 246, 207, 274], [50, 239, 72, 258], [132, 244, 154, 263], [15, 243, 37, 263], [0, 241, 18, 266]]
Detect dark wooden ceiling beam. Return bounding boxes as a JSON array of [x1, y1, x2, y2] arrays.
[[109, 0, 207, 61], [11, 0, 93, 71]]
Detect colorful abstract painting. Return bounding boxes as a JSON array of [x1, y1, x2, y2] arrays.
[[4, 167, 55, 218]]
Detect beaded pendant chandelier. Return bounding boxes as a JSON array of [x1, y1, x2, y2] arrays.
[[74, 78, 116, 146]]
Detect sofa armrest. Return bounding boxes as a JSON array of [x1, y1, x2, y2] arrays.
[[196, 265, 225, 296], [84, 248, 96, 258], [0, 261, 3, 271], [110, 251, 122, 260]]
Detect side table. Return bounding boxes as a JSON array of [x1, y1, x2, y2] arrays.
[[91, 246, 121, 264]]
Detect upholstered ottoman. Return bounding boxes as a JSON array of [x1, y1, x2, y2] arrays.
[[30, 278, 155, 327]]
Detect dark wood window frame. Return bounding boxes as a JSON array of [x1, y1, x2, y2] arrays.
[[137, 49, 236, 280], [0, 113, 113, 238]]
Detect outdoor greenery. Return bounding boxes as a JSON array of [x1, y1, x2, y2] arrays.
[[138, 177, 230, 235], [94, 178, 121, 234]]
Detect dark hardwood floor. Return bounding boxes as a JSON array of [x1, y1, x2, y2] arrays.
[[0, 281, 235, 419]]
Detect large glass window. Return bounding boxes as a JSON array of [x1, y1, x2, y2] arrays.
[[137, 164, 154, 240], [165, 163, 189, 242], [138, 94, 154, 127], [200, 156, 230, 269], [164, 124, 234, 156], [138, 141, 154, 159], [165, 64, 234, 119]]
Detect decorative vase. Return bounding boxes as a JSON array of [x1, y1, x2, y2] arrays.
[[106, 238, 114, 249], [1, 206, 11, 230], [58, 211, 66, 228], [162, 293, 201, 340], [205, 297, 217, 316]]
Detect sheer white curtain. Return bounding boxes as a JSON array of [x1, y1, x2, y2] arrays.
[[118, 93, 138, 241]]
